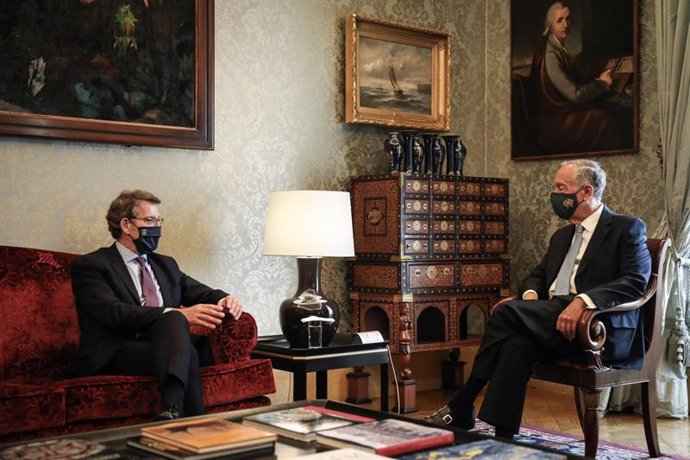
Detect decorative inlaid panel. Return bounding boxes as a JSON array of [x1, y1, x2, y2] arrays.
[[351, 264, 400, 290]]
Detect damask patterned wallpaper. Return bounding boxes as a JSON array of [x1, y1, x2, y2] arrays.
[[0, 0, 664, 336]]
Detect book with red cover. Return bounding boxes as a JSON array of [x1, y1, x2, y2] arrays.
[[315, 418, 454, 456], [141, 416, 277, 454], [243, 405, 375, 442]]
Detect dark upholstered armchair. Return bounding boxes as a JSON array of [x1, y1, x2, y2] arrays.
[[492, 238, 669, 458], [0, 245, 276, 442]]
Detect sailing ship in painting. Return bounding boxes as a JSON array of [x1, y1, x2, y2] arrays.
[[388, 65, 404, 97], [360, 61, 432, 114]]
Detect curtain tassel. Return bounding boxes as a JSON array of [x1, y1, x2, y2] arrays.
[[667, 307, 690, 368]]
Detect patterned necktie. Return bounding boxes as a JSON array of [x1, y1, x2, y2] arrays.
[[135, 257, 160, 307], [554, 225, 584, 296]]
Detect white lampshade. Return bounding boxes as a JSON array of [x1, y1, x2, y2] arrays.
[[262, 190, 355, 258]]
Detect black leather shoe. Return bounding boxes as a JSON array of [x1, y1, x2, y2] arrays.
[[424, 405, 476, 430], [153, 404, 181, 421]]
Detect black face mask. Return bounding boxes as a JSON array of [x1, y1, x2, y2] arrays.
[[132, 225, 161, 255], [550, 187, 584, 220]]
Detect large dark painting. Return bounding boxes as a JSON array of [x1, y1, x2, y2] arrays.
[[0, 0, 214, 149], [511, 0, 638, 161]]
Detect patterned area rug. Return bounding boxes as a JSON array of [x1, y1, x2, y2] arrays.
[[471, 420, 688, 460]]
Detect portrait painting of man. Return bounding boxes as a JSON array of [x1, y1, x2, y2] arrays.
[[510, 0, 638, 160]]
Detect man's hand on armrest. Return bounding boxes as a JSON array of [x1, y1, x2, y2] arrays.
[[557, 297, 588, 341]]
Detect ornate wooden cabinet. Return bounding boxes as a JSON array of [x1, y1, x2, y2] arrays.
[[348, 174, 510, 412]]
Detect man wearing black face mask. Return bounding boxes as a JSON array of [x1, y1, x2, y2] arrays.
[[71, 190, 243, 421], [426, 160, 651, 440]]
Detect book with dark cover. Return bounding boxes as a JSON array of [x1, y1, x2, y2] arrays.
[[315, 418, 454, 457], [127, 436, 275, 460], [140, 416, 277, 454], [242, 405, 375, 442], [398, 438, 567, 459]]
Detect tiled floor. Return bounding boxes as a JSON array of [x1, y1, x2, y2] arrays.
[[369, 384, 690, 458]]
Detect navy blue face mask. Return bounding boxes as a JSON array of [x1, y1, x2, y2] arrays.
[[132, 225, 161, 255]]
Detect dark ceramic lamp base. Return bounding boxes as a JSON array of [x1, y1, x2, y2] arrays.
[[279, 257, 339, 348]]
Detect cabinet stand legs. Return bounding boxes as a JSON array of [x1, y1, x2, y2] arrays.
[[346, 366, 372, 404]]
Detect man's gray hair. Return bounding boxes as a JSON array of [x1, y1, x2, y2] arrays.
[[560, 159, 607, 200], [543, 1, 569, 35]]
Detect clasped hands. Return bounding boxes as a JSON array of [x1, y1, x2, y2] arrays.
[[522, 291, 587, 341], [176, 295, 243, 330]]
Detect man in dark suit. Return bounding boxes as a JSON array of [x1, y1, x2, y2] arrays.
[[426, 160, 651, 439], [71, 190, 243, 420]]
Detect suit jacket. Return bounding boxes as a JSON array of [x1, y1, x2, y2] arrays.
[[70, 244, 227, 376], [519, 206, 651, 368]]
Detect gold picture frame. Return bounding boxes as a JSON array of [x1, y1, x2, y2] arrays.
[[345, 14, 451, 131]]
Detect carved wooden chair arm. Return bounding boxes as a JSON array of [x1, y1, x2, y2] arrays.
[[576, 273, 658, 352], [491, 274, 657, 360]]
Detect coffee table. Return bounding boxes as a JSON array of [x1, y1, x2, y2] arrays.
[[252, 334, 390, 411], [0, 400, 586, 459]]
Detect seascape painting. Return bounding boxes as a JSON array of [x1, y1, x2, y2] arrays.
[[345, 15, 450, 131], [358, 37, 432, 115]]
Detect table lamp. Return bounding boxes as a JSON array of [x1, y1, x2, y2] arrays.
[[262, 190, 355, 348]]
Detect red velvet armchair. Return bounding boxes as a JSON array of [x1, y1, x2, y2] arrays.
[[0, 245, 276, 442]]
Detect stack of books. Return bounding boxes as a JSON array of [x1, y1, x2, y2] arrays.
[[242, 405, 375, 442], [127, 416, 277, 460], [315, 418, 455, 457]]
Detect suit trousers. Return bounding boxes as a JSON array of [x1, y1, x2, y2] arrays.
[[464, 297, 581, 434], [100, 311, 212, 416]]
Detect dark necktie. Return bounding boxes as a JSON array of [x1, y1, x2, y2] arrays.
[[554, 225, 584, 296], [135, 257, 160, 307]]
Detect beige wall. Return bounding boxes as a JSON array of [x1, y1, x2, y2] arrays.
[[0, 0, 664, 399]]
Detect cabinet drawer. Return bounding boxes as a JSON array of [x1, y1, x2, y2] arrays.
[[458, 201, 482, 216], [482, 201, 507, 217], [431, 238, 455, 255], [484, 220, 506, 235], [459, 220, 482, 235], [405, 218, 430, 235], [433, 219, 456, 235], [431, 180, 456, 195], [404, 238, 430, 255], [459, 239, 483, 255], [407, 263, 456, 290], [459, 261, 508, 289], [459, 181, 482, 197], [483, 238, 507, 254], [404, 177, 429, 194], [483, 182, 508, 198], [404, 198, 429, 215], [432, 199, 456, 215]]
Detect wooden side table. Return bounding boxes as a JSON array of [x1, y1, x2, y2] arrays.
[[252, 334, 390, 412]]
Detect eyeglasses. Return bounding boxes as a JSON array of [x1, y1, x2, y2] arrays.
[[129, 216, 164, 225]]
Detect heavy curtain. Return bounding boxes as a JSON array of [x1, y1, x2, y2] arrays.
[[653, 0, 690, 418], [608, 0, 690, 418]]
